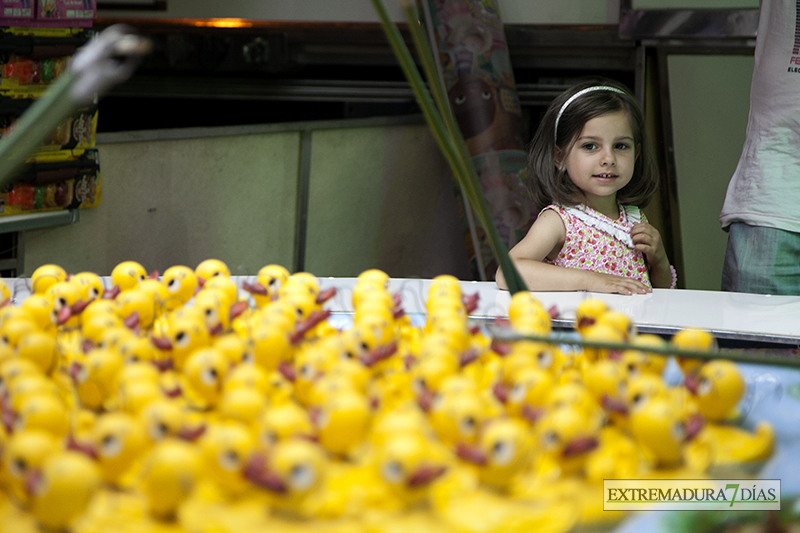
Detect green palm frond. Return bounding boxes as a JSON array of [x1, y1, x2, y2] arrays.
[[371, 0, 527, 294]]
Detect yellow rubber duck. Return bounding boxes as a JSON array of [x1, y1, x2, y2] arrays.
[[534, 404, 603, 478], [47, 279, 88, 328], [243, 263, 290, 307], [456, 417, 535, 492], [195, 258, 231, 288], [684, 359, 744, 422], [16, 330, 58, 375], [30, 263, 68, 296], [370, 428, 453, 509], [595, 309, 636, 341], [150, 310, 211, 371], [671, 327, 718, 377], [574, 298, 609, 334], [197, 420, 260, 499], [697, 421, 775, 469], [621, 333, 669, 378], [181, 347, 229, 410], [628, 396, 711, 475], [139, 438, 203, 520], [12, 392, 70, 439], [581, 359, 629, 422], [111, 260, 148, 294], [494, 364, 554, 424], [27, 450, 102, 531], [161, 265, 199, 312], [115, 287, 158, 331], [84, 411, 151, 487], [71, 271, 106, 308], [312, 388, 371, 457], [215, 386, 267, 429], [20, 294, 58, 334], [243, 437, 363, 520], [70, 347, 124, 411], [2, 428, 60, 506], [255, 400, 314, 449]]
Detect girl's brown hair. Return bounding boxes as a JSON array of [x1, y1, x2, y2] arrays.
[[526, 79, 659, 213]]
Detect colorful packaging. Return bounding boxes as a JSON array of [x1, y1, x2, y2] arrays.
[[0, 1, 35, 27], [33, 0, 95, 28], [0, 148, 101, 215]]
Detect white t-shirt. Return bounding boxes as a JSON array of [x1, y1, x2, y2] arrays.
[[720, 0, 800, 233]]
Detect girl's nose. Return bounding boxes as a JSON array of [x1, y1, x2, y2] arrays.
[[600, 149, 616, 166]]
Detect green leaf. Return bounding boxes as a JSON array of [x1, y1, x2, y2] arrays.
[[371, 0, 527, 294]]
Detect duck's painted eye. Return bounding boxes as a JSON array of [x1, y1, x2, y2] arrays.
[[166, 279, 180, 293], [380, 460, 404, 484], [314, 408, 330, 430], [288, 463, 316, 491], [537, 351, 554, 370], [73, 363, 89, 384], [698, 378, 713, 397], [100, 434, 123, 458], [200, 367, 219, 387], [174, 331, 190, 349], [458, 416, 477, 437], [542, 430, 559, 450], [509, 383, 527, 404], [491, 440, 515, 466], [262, 430, 278, 447], [412, 377, 425, 396], [631, 393, 645, 408], [9, 457, 26, 477], [671, 421, 686, 442], [218, 450, 240, 472], [149, 421, 169, 441], [300, 364, 314, 380]]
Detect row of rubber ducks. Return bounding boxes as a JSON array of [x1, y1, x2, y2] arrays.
[[0, 260, 776, 533]]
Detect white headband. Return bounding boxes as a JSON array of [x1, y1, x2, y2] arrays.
[[554, 86, 627, 143]]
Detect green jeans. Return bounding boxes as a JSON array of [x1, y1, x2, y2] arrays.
[[721, 222, 800, 295]]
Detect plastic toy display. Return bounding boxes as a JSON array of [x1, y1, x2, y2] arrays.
[[0, 262, 794, 532]]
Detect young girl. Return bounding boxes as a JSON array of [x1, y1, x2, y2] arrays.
[[496, 80, 676, 294]]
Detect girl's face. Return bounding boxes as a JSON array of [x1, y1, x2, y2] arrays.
[[559, 110, 637, 217]]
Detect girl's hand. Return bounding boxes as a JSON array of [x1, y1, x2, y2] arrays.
[[631, 222, 669, 270], [631, 222, 674, 289], [585, 271, 652, 295]]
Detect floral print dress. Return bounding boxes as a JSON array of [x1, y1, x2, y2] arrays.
[[542, 203, 652, 288]]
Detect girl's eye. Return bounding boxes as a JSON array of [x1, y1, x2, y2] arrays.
[[615, 143, 631, 150], [582, 143, 597, 151], [454, 94, 466, 105]]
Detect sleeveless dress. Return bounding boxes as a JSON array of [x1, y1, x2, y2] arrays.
[[543, 203, 652, 288]]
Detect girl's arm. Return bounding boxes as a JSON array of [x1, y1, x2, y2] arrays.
[[496, 210, 652, 294], [631, 222, 673, 288]]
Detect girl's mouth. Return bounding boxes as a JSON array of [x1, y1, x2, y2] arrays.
[[593, 174, 618, 180]]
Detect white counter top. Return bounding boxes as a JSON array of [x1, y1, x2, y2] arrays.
[[316, 278, 800, 346], [6, 276, 799, 346]]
